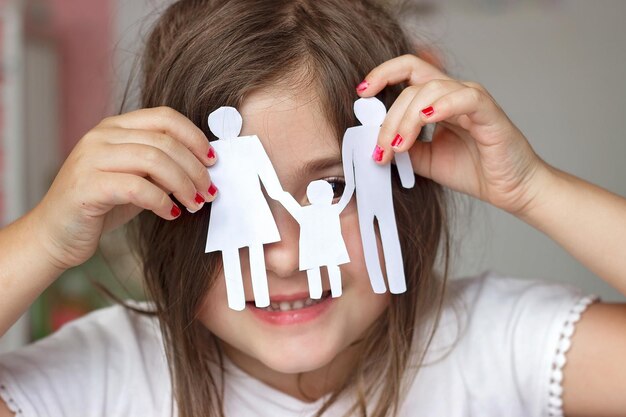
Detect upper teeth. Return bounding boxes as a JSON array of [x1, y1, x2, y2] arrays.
[[264, 296, 323, 312]]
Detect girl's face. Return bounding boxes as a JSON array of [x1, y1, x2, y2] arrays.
[[198, 87, 390, 385]]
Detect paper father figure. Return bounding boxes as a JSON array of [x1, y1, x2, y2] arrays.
[[337, 97, 415, 294]]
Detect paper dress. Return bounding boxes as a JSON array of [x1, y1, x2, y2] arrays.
[[205, 107, 284, 311], [280, 180, 350, 298]]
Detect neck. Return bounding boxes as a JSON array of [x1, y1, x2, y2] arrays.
[[220, 340, 362, 402]]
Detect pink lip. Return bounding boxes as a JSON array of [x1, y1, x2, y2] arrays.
[[247, 294, 334, 326]]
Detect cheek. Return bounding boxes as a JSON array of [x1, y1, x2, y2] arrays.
[[196, 275, 241, 341]]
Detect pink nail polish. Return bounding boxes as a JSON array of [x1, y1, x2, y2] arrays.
[[372, 145, 384, 162], [171, 204, 181, 218], [208, 147, 216, 159], [391, 134, 404, 148], [208, 184, 218, 196], [421, 106, 434, 117], [356, 80, 369, 93]]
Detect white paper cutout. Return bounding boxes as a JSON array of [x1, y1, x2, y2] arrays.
[[280, 180, 350, 298], [205, 98, 415, 310], [337, 97, 415, 294], [205, 107, 285, 311]]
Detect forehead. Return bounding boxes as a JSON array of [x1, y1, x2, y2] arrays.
[[238, 88, 340, 179]]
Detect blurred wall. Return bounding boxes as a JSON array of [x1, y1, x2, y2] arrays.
[[414, 0, 626, 301], [44, 0, 113, 154]]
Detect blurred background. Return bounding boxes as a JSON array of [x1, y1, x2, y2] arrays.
[[1, 0, 625, 352]]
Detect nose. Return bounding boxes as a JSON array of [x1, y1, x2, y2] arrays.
[[264, 201, 300, 279]]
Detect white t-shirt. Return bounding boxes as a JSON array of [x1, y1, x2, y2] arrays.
[[0, 271, 596, 417]]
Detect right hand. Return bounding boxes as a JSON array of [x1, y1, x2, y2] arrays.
[[32, 106, 218, 272]]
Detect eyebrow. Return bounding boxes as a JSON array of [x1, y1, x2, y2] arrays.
[[295, 156, 343, 178]]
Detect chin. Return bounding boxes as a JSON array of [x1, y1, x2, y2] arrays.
[[254, 335, 344, 374]]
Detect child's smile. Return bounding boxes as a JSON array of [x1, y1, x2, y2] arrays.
[[197, 87, 390, 397]]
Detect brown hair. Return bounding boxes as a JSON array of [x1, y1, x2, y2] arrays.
[[127, 0, 451, 416]]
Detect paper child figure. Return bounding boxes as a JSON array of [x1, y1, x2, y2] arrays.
[[205, 107, 285, 311], [337, 97, 415, 294], [280, 180, 350, 299]]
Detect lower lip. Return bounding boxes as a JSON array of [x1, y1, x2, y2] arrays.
[[247, 295, 334, 325]]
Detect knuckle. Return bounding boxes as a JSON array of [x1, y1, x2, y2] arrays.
[[155, 106, 177, 121], [156, 132, 176, 152], [464, 81, 485, 91], [402, 85, 420, 96], [124, 178, 142, 201], [425, 79, 446, 92], [81, 128, 101, 143], [466, 86, 484, 103], [141, 147, 164, 167], [379, 123, 396, 138], [99, 115, 116, 127], [400, 54, 419, 64], [194, 163, 209, 184]]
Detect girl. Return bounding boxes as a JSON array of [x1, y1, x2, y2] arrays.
[[1, 1, 625, 416]]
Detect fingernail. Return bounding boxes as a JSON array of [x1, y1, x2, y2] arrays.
[[195, 192, 205, 204], [171, 204, 181, 218], [391, 134, 404, 148], [356, 80, 369, 93], [208, 147, 216, 159], [421, 106, 435, 117], [372, 145, 384, 162], [208, 184, 218, 196]]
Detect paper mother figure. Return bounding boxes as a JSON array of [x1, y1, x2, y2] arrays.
[[205, 107, 285, 311], [337, 97, 415, 294]]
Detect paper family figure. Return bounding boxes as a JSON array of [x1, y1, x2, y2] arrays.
[[205, 98, 414, 310], [337, 97, 415, 294], [280, 180, 351, 299], [205, 107, 285, 311]]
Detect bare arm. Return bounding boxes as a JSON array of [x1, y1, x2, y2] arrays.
[[253, 136, 285, 201], [0, 398, 13, 417], [336, 132, 356, 213], [519, 165, 626, 297], [0, 209, 64, 338], [517, 165, 626, 415], [278, 192, 302, 223]]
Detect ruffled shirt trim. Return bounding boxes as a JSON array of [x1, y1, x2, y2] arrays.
[[547, 295, 599, 417], [0, 382, 23, 415]]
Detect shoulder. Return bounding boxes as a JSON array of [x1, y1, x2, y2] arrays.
[[23, 301, 163, 358], [439, 270, 594, 358], [0, 300, 166, 375], [405, 270, 597, 416], [0, 302, 170, 416]]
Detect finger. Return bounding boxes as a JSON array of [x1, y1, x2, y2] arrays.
[[94, 142, 209, 213], [412, 85, 506, 146], [356, 54, 452, 97], [372, 86, 420, 164], [407, 140, 433, 180], [375, 79, 466, 164], [91, 172, 182, 220], [99, 106, 217, 166], [97, 127, 216, 203]]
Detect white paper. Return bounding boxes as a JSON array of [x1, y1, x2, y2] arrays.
[[280, 180, 350, 298], [205, 99, 415, 310], [337, 97, 415, 294], [205, 106, 284, 310]]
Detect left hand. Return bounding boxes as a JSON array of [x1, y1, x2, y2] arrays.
[[358, 54, 549, 216]]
